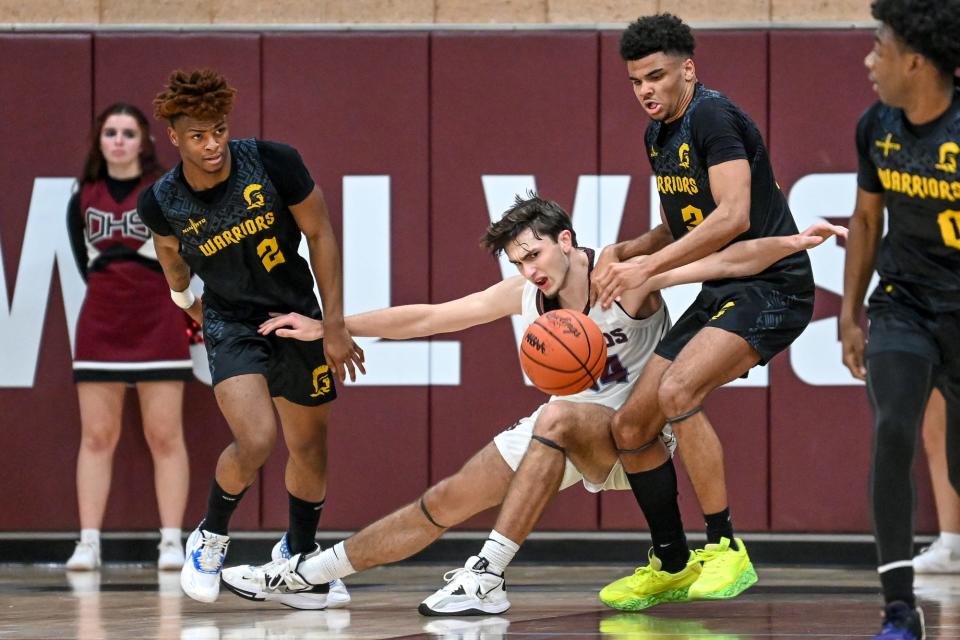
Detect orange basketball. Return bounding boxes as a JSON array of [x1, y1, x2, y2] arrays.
[[519, 309, 607, 396]]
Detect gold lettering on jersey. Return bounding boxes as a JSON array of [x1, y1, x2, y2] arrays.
[[937, 209, 960, 250], [656, 175, 700, 196], [649, 146, 659, 158], [310, 365, 332, 398], [936, 142, 959, 173], [875, 133, 901, 157], [257, 236, 286, 272], [876, 168, 960, 202], [196, 211, 279, 258], [183, 217, 206, 235], [682, 204, 704, 231], [678, 143, 691, 168], [243, 183, 266, 210]]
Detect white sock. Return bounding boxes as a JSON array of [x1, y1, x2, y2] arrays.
[[80, 529, 100, 546], [940, 531, 960, 552], [160, 528, 182, 545], [478, 530, 519, 575], [299, 541, 355, 584]]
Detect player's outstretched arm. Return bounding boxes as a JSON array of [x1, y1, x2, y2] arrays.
[[644, 221, 847, 292], [153, 232, 202, 324], [260, 276, 526, 341]]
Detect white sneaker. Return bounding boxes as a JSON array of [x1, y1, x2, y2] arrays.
[[158, 539, 185, 571], [221, 547, 330, 610], [66, 541, 101, 571], [914, 536, 960, 574], [181, 526, 230, 603], [418, 556, 510, 616], [272, 533, 351, 608]]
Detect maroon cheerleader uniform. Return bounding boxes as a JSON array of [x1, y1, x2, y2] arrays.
[[67, 175, 192, 382]]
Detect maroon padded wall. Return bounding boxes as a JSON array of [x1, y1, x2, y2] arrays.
[[0, 34, 93, 528]]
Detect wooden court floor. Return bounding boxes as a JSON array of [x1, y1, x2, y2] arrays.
[[2, 563, 959, 639]]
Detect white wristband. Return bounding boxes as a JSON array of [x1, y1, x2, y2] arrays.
[[170, 287, 196, 310]]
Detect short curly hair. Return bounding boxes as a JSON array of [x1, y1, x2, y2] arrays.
[[480, 193, 576, 257], [620, 13, 695, 62], [153, 69, 237, 123], [872, 0, 960, 76]]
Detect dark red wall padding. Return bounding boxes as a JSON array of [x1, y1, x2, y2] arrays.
[[0, 29, 935, 538]]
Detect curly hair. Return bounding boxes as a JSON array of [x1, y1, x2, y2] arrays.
[[153, 69, 237, 123], [480, 193, 576, 257], [620, 13, 695, 62], [81, 103, 162, 184], [872, 0, 960, 75]]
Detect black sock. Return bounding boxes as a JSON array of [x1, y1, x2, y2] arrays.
[[287, 493, 325, 555], [880, 566, 915, 608], [626, 458, 689, 573], [704, 507, 738, 550], [203, 480, 245, 535]]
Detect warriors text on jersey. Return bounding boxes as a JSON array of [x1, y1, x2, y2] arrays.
[[857, 91, 960, 311], [645, 83, 812, 294], [520, 248, 670, 409], [138, 139, 321, 318]]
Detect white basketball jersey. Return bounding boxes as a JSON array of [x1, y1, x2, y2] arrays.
[[520, 247, 671, 409]]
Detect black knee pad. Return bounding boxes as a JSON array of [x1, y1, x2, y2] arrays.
[[531, 434, 566, 454], [419, 496, 447, 529], [617, 433, 662, 455], [666, 405, 702, 425]]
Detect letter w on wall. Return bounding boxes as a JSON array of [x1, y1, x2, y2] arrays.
[[0, 179, 85, 387]]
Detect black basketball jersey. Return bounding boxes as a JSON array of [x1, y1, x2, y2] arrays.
[[857, 92, 960, 311], [139, 138, 320, 318], [645, 84, 811, 293]]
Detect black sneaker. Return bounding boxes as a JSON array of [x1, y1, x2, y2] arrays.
[[872, 601, 925, 640]]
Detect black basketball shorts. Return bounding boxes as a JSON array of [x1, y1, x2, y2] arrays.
[[202, 305, 337, 407], [654, 281, 814, 366], [866, 281, 960, 396]]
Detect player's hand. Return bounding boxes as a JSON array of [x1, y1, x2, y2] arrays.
[[589, 245, 620, 307], [321, 321, 366, 382], [258, 312, 325, 341], [839, 317, 867, 381], [593, 257, 652, 310], [795, 221, 848, 249]]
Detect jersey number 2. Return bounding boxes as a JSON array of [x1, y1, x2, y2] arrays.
[[257, 237, 287, 272], [938, 209, 960, 250]]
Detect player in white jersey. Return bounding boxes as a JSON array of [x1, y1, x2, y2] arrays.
[[221, 195, 843, 615]]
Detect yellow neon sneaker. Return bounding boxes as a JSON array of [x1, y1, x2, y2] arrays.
[[688, 537, 758, 600], [599, 548, 701, 611]]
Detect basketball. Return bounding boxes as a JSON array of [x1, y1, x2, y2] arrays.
[[519, 309, 607, 396]]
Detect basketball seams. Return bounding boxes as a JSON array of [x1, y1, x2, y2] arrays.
[[520, 309, 608, 395]]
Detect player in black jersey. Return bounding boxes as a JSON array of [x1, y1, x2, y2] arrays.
[[137, 69, 364, 605], [840, 2, 960, 638], [593, 14, 814, 609]]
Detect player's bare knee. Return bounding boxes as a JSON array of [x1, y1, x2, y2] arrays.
[[532, 403, 577, 448], [420, 485, 453, 529], [235, 432, 276, 466], [657, 373, 699, 418]]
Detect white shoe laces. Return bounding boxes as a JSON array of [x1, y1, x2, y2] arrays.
[[197, 535, 228, 572], [262, 558, 313, 593], [441, 567, 482, 594]]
